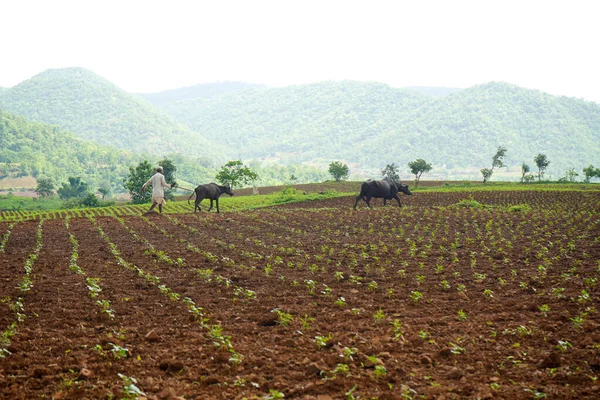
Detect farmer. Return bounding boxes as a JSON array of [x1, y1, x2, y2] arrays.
[[141, 167, 172, 213]]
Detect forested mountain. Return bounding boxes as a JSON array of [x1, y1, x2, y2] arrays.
[[1, 68, 598, 180], [0, 68, 230, 162], [0, 110, 328, 192], [156, 81, 600, 175], [139, 82, 265, 105], [0, 109, 138, 191]]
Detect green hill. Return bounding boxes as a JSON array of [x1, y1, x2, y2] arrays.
[[0, 109, 329, 192], [0, 109, 139, 191], [157, 81, 431, 164], [0, 68, 230, 161], [2, 69, 599, 180], [156, 81, 600, 176]]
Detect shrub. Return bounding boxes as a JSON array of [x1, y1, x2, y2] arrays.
[[508, 204, 532, 213]]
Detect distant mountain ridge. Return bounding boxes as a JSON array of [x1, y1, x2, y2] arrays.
[[154, 80, 600, 174], [0, 68, 229, 161], [1, 68, 598, 179]]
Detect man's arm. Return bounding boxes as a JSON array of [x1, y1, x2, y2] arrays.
[[141, 176, 153, 191], [161, 175, 171, 189]]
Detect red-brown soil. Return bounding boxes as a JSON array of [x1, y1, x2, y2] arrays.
[[1, 190, 599, 399]]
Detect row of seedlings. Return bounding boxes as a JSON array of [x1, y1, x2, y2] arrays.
[[88, 215, 243, 364], [0, 219, 44, 357]]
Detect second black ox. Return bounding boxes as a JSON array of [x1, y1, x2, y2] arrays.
[[188, 183, 234, 213], [353, 178, 412, 209]]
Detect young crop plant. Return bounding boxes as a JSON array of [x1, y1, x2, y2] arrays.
[[272, 309, 294, 327], [390, 320, 405, 341], [556, 340, 573, 352], [0, 222, 16, 253], [332, 363, 351, 377], [108, 343, 129, 359], [372, 308, 386, 321], [335, 296, 346, 307], [321, 285, 333, 296], [299, 314, 315, 332], [441, 280, 451, 291], [449, 341, 467, 355], [86, 277, 102, 298], [373, 365, 388, 379], [539, 304, 551, 317], [118, 373, 146, 399], [96, 299, 115, 320], [409, 290, 424, 304], [305, 279, 317, 295], [457, 309, 468, 321], [314, 334, 334, 349], [578, 290, 592, 304], [263, 389, 286, 400]]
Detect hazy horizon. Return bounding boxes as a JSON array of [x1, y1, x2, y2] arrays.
[[1, 0, 599, 103]]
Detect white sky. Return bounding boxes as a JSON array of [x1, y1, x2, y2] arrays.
[[1, 0, 599, 102]]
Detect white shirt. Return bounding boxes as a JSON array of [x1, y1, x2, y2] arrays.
[[142, 172, 169, 197]]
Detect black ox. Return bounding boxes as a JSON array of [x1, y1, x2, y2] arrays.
[[353, 178, 412, 209], [188, 183, 233, 213]]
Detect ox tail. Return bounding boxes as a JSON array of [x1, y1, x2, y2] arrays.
[[188, 191, 196, 205]]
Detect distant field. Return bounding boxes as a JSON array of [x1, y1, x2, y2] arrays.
[[0, 185, 599, 398]]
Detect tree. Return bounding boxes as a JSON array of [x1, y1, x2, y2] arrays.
[[480, 146, 507, 184], [408, 159, 432, 187], [215, 160, 258, 188], [562, 168, 579, 183], [81, 193, 100, 207], [534, 153, 550, 181], [57, 177, 89, 199], [520, 163, 530, 183], [35, 177, 55, 197], [480, 168, 493, 184], [381, 163, 400, 181], [123, 160, 154, 204], [98, 186, 111, 200], [328, 161, 349, 182], [583, 165, 600, 183], [159, 158, 177, 200]]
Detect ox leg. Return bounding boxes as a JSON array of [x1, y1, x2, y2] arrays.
[[194, 198, 202, 212], [365, 196, 372, 208], [208, 199, 214, 212], [216, 198, 220, 213], [383, 198, 387, 206], [394, 195, 402, 207], [353, 194, 363, 209]]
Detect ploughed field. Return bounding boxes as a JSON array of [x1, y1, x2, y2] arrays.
[[1, 190, 599, 399]]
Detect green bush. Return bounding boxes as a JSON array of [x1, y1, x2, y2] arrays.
[[507, 204, 532, 213]]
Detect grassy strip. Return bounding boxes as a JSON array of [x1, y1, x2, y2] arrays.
[[412, 181, 600, 192], [2, 183, 598, 222]]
